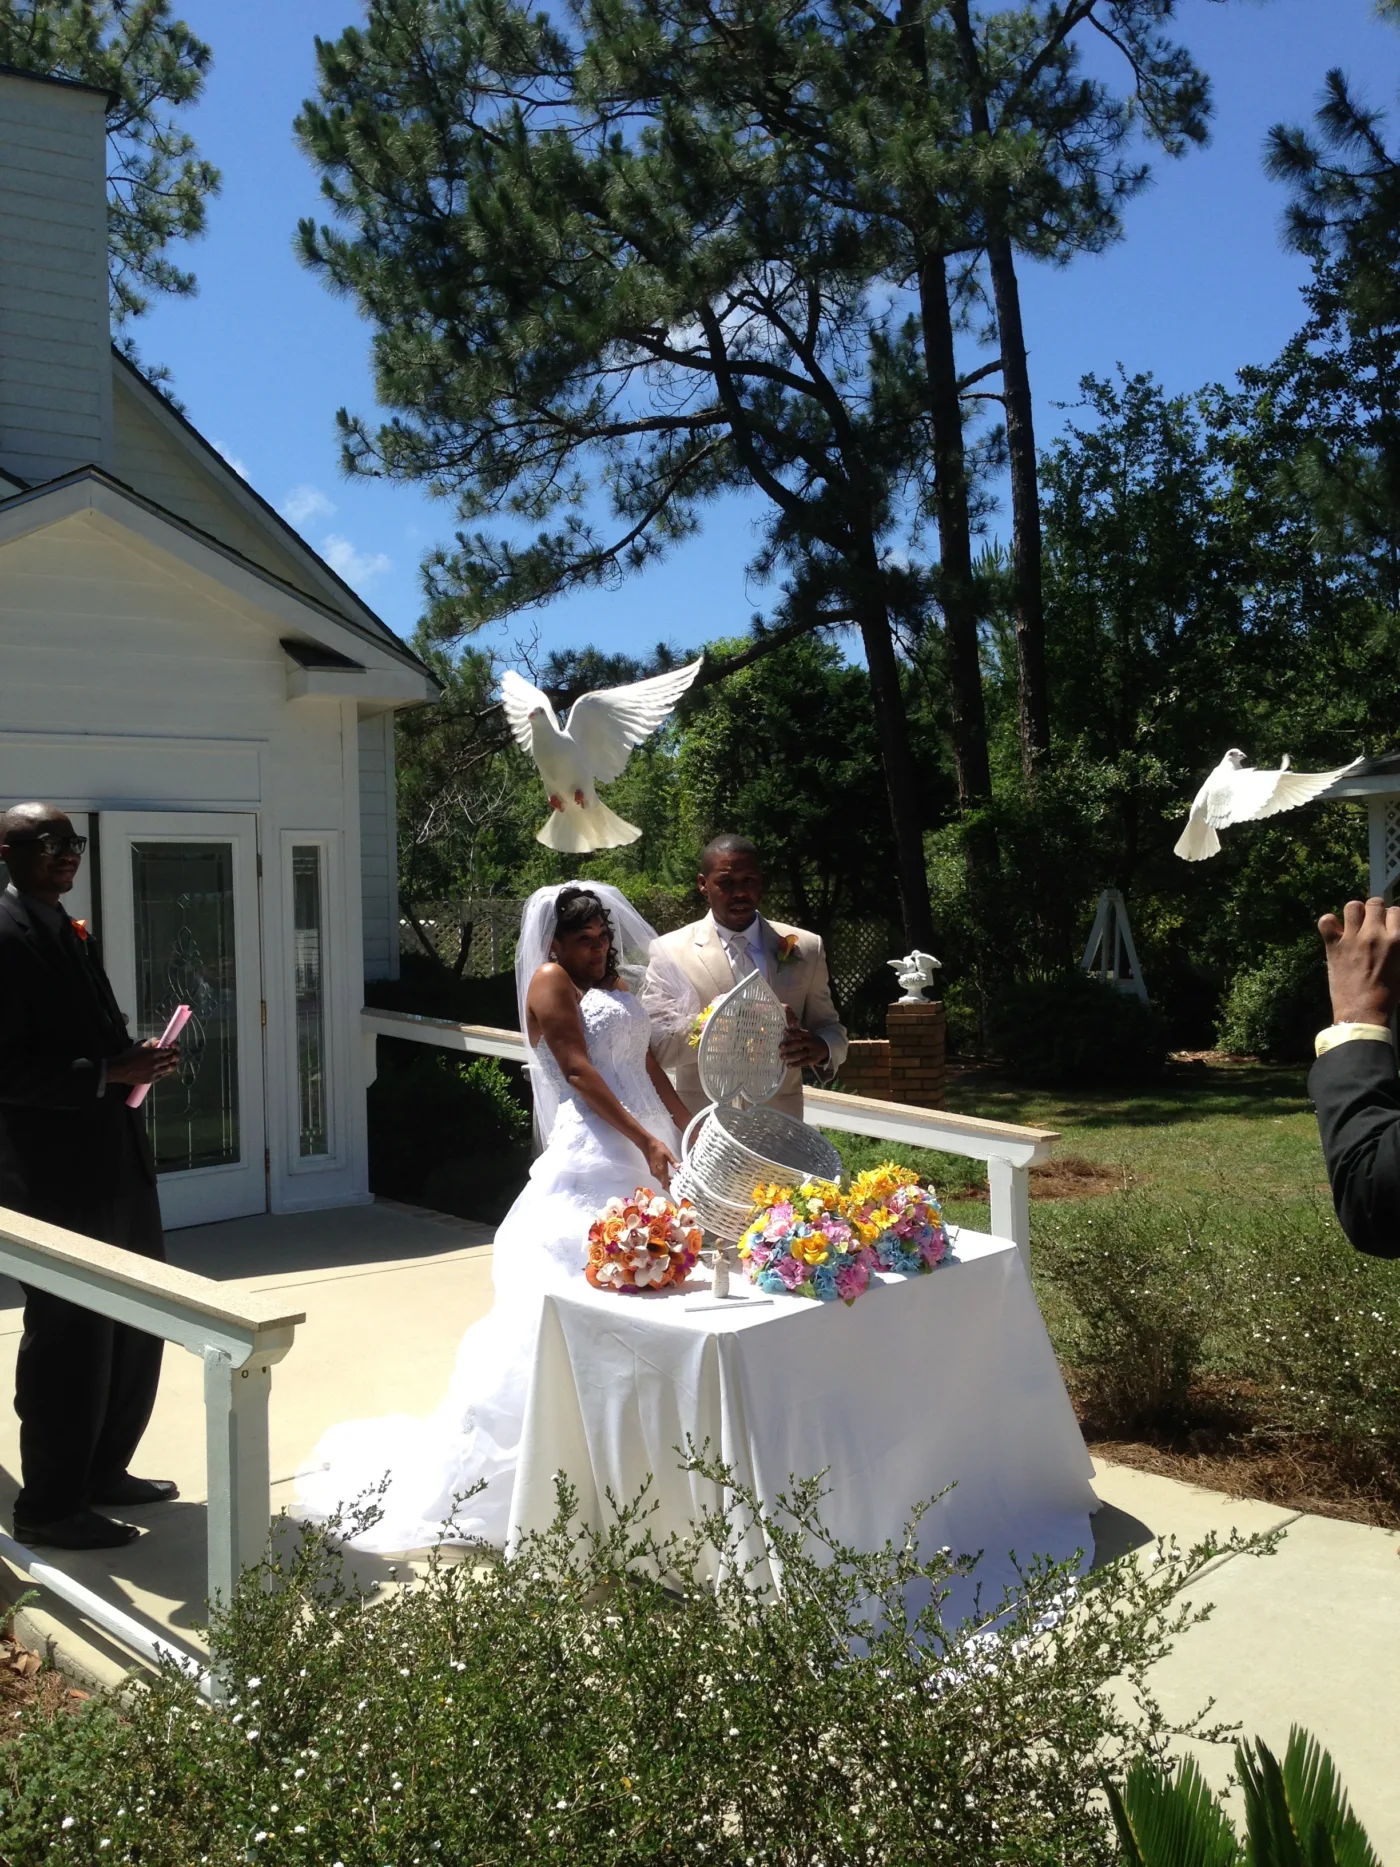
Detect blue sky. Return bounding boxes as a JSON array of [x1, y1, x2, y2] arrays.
[[138, 0, 1400, 665]]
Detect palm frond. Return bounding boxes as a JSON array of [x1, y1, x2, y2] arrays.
[[1238, 1730, 1379, 1867], [1105, 1755, 1241, 1867]]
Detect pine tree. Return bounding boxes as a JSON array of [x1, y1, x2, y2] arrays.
[[296, 0, 951, 944], [941, 0, 1212, 781]]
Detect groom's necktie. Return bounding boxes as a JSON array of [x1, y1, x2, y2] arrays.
[[721, 924, 766, 984]]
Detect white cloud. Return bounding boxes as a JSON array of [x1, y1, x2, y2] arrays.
[[281, 483, 337, 527], [212, 439, 249, 480], [322, 532, 392, 587]]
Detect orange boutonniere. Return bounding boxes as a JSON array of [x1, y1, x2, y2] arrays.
[[70, 919, 90, 943], [775, 932, 800, 967]]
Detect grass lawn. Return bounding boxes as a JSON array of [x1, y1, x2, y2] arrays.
[[826, 1056, 1323, 1228], [826, 1058, 1400, 1528]]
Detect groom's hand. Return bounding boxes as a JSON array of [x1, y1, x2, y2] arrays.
[[779, 1010, 829, 1070]]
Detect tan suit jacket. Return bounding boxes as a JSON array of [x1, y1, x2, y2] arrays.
[[647, 914, 848, 1123]]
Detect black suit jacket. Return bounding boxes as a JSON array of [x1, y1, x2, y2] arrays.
[[0, 893, 157, 1241], [1310, 1038, 1400, 1259]]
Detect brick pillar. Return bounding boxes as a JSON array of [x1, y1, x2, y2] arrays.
[[886, 999, 947, 1108], [836, 1038, 891, 1101]]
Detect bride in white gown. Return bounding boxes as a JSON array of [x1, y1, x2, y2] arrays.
[[295, 881, 696, 1553]]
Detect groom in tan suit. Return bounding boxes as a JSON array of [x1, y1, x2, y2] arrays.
[[647, 835, 847, 1122]]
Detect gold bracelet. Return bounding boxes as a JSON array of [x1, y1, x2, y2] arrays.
[[1315, 1023, 1395, 1059]]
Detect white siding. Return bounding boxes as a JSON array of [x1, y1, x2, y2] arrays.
[[0, 509, 370, 1212], [0, 74, 112, 483], [358, 710, 400, 980], [111, 373, 340, 606]]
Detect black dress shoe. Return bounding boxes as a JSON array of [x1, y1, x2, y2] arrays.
[[90, 1475, 179, 1507], [13, 1508, 140, 1550]]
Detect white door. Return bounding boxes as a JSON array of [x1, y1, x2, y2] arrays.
[[99, 812, 266, 1229]]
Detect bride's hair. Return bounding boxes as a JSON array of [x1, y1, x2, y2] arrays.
[[552, 884, 620, 985]]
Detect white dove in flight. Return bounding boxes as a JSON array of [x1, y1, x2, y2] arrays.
[[1173, 748, 1365, 861], [500, 658, 704, 852]]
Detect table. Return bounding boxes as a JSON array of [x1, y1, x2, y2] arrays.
[[508, 1229, 1098, 1619]]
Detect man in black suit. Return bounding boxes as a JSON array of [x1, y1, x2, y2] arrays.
[[1310, 893, 1400, 1259], [0, 803, 181, 1549]]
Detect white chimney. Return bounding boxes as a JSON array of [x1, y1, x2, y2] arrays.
[[0, 66, 114, 484]]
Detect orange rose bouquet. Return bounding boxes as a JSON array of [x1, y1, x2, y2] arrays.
[[586, 1187, 704, 1292]]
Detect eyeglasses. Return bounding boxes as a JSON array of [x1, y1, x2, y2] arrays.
[[4, 833, 87, 858]]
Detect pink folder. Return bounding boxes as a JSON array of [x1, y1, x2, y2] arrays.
[[126, 1004, 191, 1108]]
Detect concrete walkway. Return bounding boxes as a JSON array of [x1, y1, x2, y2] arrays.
[[1, 1203, 1396, 1855]]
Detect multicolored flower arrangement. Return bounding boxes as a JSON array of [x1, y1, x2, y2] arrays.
[[845, 1163, 948, 1275], [687, 999, 719, 1049], [737, 1177, 879, 1305], [774, 932, 800, 966], [737, 1162, 948, 1303], [586, 1187, 704, 1292]]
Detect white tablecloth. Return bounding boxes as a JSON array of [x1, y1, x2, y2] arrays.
[[508, 1229, 1097, 1618]]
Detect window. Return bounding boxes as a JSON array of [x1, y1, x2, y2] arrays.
[[292, 845, 329, 1158]]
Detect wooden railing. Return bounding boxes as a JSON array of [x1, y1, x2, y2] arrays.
[[361, 1008, 1058, 1263], [0, 1208, 303, 1692]]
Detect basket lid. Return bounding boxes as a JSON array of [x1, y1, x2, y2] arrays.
[[696, 969, 789, 1107]]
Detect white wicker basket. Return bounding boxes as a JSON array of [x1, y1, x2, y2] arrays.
[[672, 971, 842, 1241], [674, 1102, 842, 1241]]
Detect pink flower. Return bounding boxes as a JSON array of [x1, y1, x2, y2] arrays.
[[776, 1254, 808, 1290], [835, 1257, 871, 1302]]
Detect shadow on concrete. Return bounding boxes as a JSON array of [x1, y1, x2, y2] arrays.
[[0, 1201, 494, 1316], [170, 1201, 494, 1284], [0, 1475, 410, 1680], [1091, 1499, 1156, 1568]]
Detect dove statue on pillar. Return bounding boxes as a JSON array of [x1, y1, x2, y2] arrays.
[[501, 659, 704, 852], [1174, 748, 1365, 861]]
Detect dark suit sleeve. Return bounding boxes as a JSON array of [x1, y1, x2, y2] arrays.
[[1310, 1039, 1400, 1259], [0, 944, 104, 1111]]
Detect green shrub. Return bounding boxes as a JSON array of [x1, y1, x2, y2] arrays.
[[1037, 1192, 1223, 1429], [986, 974, 1168, 1087], [368, 1043, 532, 1222], [1215, 935, 1331, 1062], [1035, 1185, 1400, 1483], [1224, 1206, 1400, 1477], [0, 1463, 1263, 1866]]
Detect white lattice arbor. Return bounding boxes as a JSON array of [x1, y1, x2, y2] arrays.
[[1316, 758, 1400, 899]]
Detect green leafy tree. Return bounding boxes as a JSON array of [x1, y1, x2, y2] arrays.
[[675, 632, 946, 932], [393, 641, 542, 961], [0, 0, 220, 322]]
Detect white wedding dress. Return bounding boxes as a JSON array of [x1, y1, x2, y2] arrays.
[[295, 985, 680, 1553]]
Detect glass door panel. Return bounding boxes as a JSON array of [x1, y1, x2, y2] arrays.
[[100, 812, 265, 1229], [292, 845, 329, 1158], [131, 841, 241, 1174]]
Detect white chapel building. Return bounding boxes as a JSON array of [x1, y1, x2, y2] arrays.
[[0, 65, 435, 1229]]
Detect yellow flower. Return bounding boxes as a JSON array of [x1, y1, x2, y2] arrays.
[[791, 1232, 830, 1266]]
